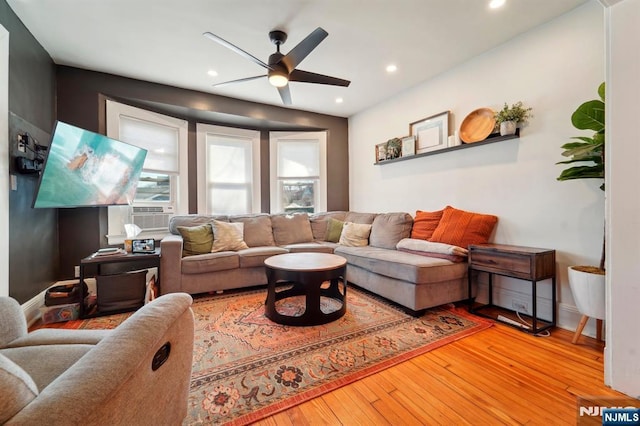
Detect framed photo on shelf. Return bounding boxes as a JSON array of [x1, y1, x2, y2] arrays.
[[375, 142, 388, 162], [401, 135, 415, 157], [409, 111, 450, 154]]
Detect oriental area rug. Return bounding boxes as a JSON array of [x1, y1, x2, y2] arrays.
[[50, 286, 492, 425]]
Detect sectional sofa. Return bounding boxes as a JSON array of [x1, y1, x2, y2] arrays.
[[160, 208, 495, 314]]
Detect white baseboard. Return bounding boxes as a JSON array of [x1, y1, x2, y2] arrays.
[[22, 289, 46, 327], [21, 279, 96, 328]]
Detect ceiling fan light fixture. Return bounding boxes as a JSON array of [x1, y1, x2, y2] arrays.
[[268, 70, 289, 87]]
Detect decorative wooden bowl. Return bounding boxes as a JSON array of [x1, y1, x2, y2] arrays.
[[460, 108, 496, 143]]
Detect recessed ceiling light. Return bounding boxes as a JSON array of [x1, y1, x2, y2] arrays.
[[386, 64, 398, 73], [207, 69, 218, 77], [489, 0, 506, 9], [335, 97, 344, 104]]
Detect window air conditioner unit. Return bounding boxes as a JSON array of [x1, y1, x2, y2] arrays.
[[131, 206, 175, 230]]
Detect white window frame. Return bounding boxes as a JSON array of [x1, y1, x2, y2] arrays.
[[105, 100, 188, 244], [196, 124, 261, 215], [269, 131, 327, 214]]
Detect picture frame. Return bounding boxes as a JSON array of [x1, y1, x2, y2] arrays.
[[132, 238, 156, 254], [401, 135, 415, 157], [409, 111, 450, 154], [375, 142, 388, 162]]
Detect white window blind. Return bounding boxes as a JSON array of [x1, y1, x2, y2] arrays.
[[207, 135, 253, 215], [270, 131, 327, 214], [196, 124, 261, 215], [277, 141, 320, 177], [119, 116, 179, 173]]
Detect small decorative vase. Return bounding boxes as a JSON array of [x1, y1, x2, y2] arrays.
[[500, 121, 517, 136]]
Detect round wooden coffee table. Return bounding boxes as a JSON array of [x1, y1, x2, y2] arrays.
[[264, 253, 347, 326]]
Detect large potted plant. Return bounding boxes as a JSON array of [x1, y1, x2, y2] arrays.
[[557, 82, 606, 341]]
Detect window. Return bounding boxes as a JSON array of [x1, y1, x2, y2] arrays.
[[196, 124, 260, 215], [270, 131, 327, 213], [106, 100, 188, 243]]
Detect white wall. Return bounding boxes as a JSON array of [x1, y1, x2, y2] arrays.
[[349, 1, 605, 332], [0, 24, 8, 297], [604, 0, 640, 398]]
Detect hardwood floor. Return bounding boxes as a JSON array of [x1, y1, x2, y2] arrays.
[[254, 324, 623, 425]]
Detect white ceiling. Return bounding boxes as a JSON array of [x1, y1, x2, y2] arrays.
[[8, 0, 588, 118]]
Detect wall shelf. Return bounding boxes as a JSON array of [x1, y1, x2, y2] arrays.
[[374, 128, 520, 165]]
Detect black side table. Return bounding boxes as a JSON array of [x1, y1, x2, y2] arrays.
[[79, 249, 160, 318]]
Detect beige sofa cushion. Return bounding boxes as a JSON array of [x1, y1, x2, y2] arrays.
[[271, 213, 314, 245], [0, 353, 38, 424], [282, 242, 335, 253], [369, 212, 413, 249], [334, 245, 467, 285], [181, 252, 239, 274], [230, 214, 275, 247], [345, 212, 378, 224], [339, 222, 372, 247], [211, 221, 249, 252], [237, 247, 288, 268], [169, 215, 228, 235]]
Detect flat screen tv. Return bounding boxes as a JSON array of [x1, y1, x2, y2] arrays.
[[33, 121, 148, 208]]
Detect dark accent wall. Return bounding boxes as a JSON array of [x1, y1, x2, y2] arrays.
[[56, 66, 349, 278], [1, 0, 57, 303]]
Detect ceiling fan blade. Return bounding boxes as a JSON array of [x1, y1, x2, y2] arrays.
[[289, 69, 351, 87], [277, 85, 292, 105], [280, 27, 328, 71], [203, 32, 272, 70], [213, 75, 266, 88]]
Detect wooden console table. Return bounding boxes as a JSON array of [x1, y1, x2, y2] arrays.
[[467, 243, 556, 334]]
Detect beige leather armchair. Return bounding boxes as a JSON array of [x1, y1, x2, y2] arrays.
[[1, 293, 195, 425]]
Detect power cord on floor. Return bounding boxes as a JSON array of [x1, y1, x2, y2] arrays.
[[515, 310, 551, 337]]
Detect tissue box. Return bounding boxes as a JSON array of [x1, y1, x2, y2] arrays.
[[40, 303, 80, 324]]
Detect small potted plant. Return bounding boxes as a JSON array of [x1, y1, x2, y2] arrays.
[[494, 101, 533, 136], [386, 137, 402, 159]]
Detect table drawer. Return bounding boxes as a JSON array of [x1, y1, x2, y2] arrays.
[[469, 251, 531, 276]]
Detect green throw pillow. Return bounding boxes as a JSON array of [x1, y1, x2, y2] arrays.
[[176, 224, 213, 256], [326, 218, 344, 243]]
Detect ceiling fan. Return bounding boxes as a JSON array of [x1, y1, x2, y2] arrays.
[[203, 27, 350, 105]]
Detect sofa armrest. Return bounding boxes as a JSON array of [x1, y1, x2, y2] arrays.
[[160, 234, 184, 295], [8, 293, 195, 426]]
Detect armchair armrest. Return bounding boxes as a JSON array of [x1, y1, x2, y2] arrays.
[[160, 234, 184, 295], [0, 297, 28, 348]]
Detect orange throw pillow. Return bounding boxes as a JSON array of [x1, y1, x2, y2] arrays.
[[410, 209, 444, 240], [429, 206, 497, 247]]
